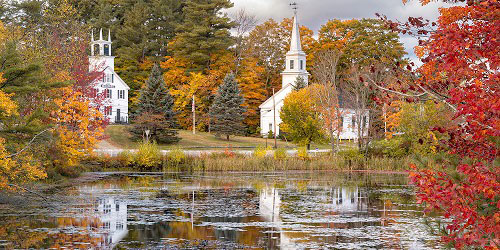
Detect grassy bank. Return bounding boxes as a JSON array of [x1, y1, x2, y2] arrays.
[[83, 147, 410, 173], [103, 125, 331, 150]]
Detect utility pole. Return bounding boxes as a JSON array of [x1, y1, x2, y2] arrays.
[[272, 88, 277, 149], [192, 95, 196, 135]]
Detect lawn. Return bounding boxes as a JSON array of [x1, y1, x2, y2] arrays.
[[103, 125, 330, 150]]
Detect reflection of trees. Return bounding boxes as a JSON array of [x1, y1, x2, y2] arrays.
[[0, 217, 48, 249]]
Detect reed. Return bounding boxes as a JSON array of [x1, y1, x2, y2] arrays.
[[83, 150, 410, 172]]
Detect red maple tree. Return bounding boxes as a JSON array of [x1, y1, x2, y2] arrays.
[[377, 0, 499, 248]]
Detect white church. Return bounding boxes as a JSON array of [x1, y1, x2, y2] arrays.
[[89, 29, 130, 123], [259, 13, 368, 140]]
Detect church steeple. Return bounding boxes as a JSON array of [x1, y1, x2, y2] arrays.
[[90, 28, 115, 70], [281, 6, 309, 89], [289, 13, 302, 53]]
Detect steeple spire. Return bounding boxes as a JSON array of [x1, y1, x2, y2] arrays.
[[91, 29, 94, 42], [289, 4, 302, 53], [99, 28, 103, 40], [108, 29, 111, 42]]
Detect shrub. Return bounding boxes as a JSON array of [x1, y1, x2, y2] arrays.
[[116, 150, 133, 167], [274, 147, 287, 160], [167, 147, 186, 166], [133, 142, 161, 168], [368, 137, 409, 158], [297, 147, 309, 160], [253, 145, 268, 158]]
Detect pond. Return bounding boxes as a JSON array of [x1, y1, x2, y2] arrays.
[[0, 172, 443, 249]]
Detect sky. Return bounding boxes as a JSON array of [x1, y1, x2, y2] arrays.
[[227, 0, 457, 65]]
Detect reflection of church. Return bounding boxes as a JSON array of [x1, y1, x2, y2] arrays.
[[94, 197, 128, 248], [331, 187, 368, 213], [258, 186, 369, 249]]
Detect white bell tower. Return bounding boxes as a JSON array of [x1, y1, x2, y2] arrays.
[[90, 28, 115, 70], [281, 9, 309, 88]]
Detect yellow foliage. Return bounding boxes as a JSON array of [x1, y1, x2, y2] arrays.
[[253, 146, 268, 158], [134, 141, 161, 167], [297, 147, 309, 160], [0, 138, 47, 190], [0, 74, 17, 117], [52, 87, 105, 167]]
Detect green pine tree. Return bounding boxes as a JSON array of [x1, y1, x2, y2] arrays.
[[171, 0, 234, 72], [293, 76, 307, 91], [209, 73, 246, 140], [131, 64, 179, 143]]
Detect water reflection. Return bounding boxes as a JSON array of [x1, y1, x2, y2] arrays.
[[0, 172, 443, 249], [94, 197, 128, 247]]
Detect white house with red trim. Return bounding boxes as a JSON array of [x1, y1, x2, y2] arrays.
[[89, 29, 130, 123]]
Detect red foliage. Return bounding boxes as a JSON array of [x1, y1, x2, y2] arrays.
[[383, 0, 499, 248]]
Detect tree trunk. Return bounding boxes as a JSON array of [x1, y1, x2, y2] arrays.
[[307, 143, 311, 150], [226, 134, 230, 141]]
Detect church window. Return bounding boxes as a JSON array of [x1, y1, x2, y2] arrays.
[[300, 60, 304, 70], [94, 44, 99, 56], [105, 89, 112, 98], [269, 123, 273, 133], [352, 116, 356, 129], [91, 88, 98, 98], [104, 44, 110, 56], [118, 90, 125, 99], [290, 60, 294, 70], [104, 106, 112, 116], [111, 73, 114, 83]]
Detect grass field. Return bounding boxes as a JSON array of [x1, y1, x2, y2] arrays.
[[103, 125, 330, 150]]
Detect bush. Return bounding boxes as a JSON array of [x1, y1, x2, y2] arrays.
[[167, 147, 186, 166], [116, 151, 133, 167], [297, 147, 309, 160], [133, 142, 161, 168], [253, 145, 268, 158], [338, 148, 364, 162], [274, 148, 287, 160], [368, 137, 409, 158]]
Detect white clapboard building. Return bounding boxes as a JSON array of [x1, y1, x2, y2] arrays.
[[89, 29, 130, 123], [259, 13, 369, 140]]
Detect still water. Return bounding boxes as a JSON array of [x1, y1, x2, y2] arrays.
[[0, 172, 443, 249]]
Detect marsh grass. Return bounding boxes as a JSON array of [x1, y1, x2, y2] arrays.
[[83, 150, 410, 172]]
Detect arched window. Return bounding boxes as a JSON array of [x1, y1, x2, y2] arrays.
[[93, 44, 100, 56], [104, 44, 110, 56]]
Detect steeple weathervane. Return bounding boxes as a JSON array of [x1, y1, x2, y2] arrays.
[[290, 2, 298, 15]]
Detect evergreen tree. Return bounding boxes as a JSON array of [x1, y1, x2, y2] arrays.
[[293, 76, 306, 91], [131, 64, 179, 143], [171, 0, 234, 72], [209, 73, 246, 140]]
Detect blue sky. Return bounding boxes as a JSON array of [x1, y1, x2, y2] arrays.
[[228, 0, 458, 65]]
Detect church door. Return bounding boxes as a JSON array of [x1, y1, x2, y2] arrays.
[[117, 109, 121, 123]]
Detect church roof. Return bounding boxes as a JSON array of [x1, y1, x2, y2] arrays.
[[259, 83, 293, 109]]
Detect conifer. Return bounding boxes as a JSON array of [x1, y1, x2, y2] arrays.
[[293, 76, 307, 91], [209, 73, 246, 140], [131, 64, 179, 143]]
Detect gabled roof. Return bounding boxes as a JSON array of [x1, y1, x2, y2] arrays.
[[259, 83, 293, 109]]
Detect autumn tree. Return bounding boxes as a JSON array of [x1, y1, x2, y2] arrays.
[[131, 64, 179, 143], [209, 73, 246, 140], [377, 0, 499, 248], [280, 86, 326, 150]]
